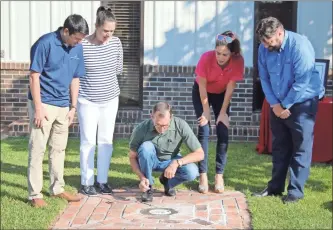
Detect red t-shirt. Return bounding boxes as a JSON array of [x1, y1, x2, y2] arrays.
[[195, 50, 244, 94]]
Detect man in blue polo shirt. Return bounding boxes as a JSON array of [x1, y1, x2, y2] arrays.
[[253, 17, 324, 204], [27, 14, 89, 207]]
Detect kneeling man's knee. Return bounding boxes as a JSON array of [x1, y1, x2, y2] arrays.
[[184, 163, 199, 181], [138, 141, 155, 157]]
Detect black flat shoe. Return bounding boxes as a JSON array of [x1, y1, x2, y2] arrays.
[[159, 174, 176, 196], [80, 185, 98, 196], [252, 187, 283, 197], [95, 183, 113, 194], [141, 188, 154, 202]]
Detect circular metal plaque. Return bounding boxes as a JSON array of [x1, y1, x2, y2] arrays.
[[149, 209, 171, 215], [140, 208, 178, 216]]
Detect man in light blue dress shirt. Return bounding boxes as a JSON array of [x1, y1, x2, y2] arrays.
[[252, 17, 324, 204]]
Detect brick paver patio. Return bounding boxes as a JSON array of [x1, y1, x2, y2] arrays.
[[51, 188, 252, 229]]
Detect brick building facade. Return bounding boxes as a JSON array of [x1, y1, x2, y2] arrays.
[[1, 62, 332, 141]]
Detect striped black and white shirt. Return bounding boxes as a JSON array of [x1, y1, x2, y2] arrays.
[[79, 36, 123, 103]]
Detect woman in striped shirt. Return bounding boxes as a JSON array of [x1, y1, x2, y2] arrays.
[[78, 6, 123, 196]]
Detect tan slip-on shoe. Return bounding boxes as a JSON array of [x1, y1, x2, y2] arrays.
[[30, 198, 47, 208], [53, 191, 81, 202]]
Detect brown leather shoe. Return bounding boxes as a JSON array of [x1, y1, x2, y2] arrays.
[[30, 198, 47, 208], [53, 192, 81, 202]]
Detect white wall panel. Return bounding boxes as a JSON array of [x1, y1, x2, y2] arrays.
[[2, 0, 330, 67], [154, 1, 175, 64], [50, 1, 72, 31], [143, 1, 154, 64], [9, 1, 31, 61], [143, 1, 255, 66], [174, 1, 196, 65], [30, 1, 51, 45], [0, 1, 100, 62], [1, 1, 10, 60], [297, 1, 332, 67]]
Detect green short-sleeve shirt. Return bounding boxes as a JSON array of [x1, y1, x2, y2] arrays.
[[129, 116, 201, 161]]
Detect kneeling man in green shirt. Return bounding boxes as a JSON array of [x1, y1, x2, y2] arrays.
[[129, 102, 204, 202]]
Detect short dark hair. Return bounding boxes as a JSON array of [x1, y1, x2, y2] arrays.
[[216, 30, 241, 55], [255, 16, 283, 40], [96, 6, 117, 27], [63, 14, 89, 35], [152, 102, 173, 118]]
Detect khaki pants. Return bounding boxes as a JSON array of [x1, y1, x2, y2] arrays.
[[27, 100, 69, 200]]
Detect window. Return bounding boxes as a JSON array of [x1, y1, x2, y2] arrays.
[[102, 1, 143, 107]]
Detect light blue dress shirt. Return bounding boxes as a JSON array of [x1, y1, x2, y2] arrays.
[[258, 30, 325, 109]]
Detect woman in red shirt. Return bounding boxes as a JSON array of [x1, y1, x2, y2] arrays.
[[192, 31, 244, 193]]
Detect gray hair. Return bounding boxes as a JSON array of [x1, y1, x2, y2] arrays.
[[152, 102, 173, 118], [96, 6, 116, 27], [255, 17, 283, 40]]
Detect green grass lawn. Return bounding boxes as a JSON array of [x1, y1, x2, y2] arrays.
[[1, 138, 332, 229]]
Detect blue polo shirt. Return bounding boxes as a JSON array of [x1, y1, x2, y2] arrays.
[[28, 27, 85, 107], [258, 30, 324, 109]]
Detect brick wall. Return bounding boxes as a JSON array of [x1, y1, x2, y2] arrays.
[[142, 65, 260, 142], [1, 62, 332, 141]]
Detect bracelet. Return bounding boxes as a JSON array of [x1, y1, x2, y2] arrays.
[[176, 159, 183, 167]]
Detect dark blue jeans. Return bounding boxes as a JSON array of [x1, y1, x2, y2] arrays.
[[137, 141, 199, 189], [268, 97, 319, 198], [192, 82, 229, 174]]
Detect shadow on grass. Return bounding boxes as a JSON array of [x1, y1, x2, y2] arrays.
[[1, 179, 27, 191], [63, 174, 139, 192], [62, 161, 138, 190], [321, 201, 332, 212], [1, 190, 28, 203], [306, 178, 331, 192], [1, 162, 27, 177], [2, 138, 332, 198]]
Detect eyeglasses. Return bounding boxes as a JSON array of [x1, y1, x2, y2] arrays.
[[216, 34, 234, 43], [154, 124, 169, 129]]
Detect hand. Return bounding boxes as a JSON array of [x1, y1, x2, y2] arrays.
[[272, 104, 284, 117], [34, 105, 48, 128], [139, 178, 150, 192], [164, 160, 178, 179], [198, 110, 211, 126], [216, 112, 229, 128], [280, 109, 291, 119], [66, 108, 76, 126]]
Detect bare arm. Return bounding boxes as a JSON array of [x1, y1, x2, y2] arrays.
[[128, 150, 146, 180], [66, 77, 80, 126], [177, 147, 204, 165], [29, 71, 48, 128], [29, 71, 42, 110], [220, 80, 237, 114], [129, 149, 150, 191], [70, 78, 80, 108], [164, 147, 204, 179], [198, 77, 210, 112]]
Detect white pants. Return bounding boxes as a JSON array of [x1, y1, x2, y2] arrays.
[[77, 96, 119, 186]]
